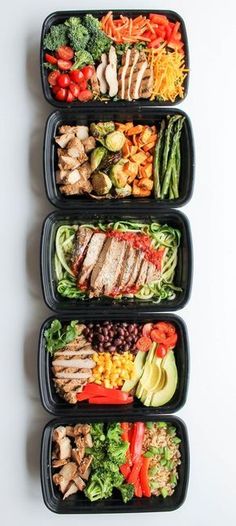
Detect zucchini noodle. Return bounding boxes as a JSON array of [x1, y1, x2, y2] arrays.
[[54, 221, 181, 302]]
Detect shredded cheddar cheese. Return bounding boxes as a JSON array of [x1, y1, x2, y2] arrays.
[[145, 47, 189, 102]]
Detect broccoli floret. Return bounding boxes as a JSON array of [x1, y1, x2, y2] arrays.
[[107, 423, 123, 442], [83, 14, 101, 32], [119, 483, 135, 503], [85, 472, 113, 501], [107, 438, 129, 465], [87, 32, 112, 61], [71, 49, 94, 70], [65, 17, 89, 50], [43, 23, 68, 51]]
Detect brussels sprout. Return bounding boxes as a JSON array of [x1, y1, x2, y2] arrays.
[[90, 121, 115, 139], [99, 151, 122, 171], [90, 147, 107, 172], [115, 184, 132, 198], [91, 171, 112, 195], [105, 131, 126, 152], [110, 160, 128, 188]]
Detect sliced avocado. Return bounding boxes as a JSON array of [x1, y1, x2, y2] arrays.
[[122, 351, 146, 393], [151, 351, 178, 407]]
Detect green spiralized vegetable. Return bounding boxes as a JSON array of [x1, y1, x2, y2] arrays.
[[54, 221, 181, 302]]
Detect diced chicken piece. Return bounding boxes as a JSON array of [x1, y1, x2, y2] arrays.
[[74, 126, 89, 141], [72, 475, 86, 491], [66, 426, 75, 437], [59, 125, 75, 135], [84, 433, 93, 448], [74, 424, 91, 436], [72, 445, 85, 465], [59, 155, 81, 171], [79, 466, 91, 481], [78, 233, 106, 287], [57, 148, 67, 158], [60, 178, 93, 196], [53, 462, 77, 494], [63, 481, 78, 500], [58, 436, 72, 460], [78, 161, 92, 178], [55, 132, 75, 148], [52, 459, 68, 468], [56, 169, 81, 186], [52, 426, 66, 442], [82, 137, 96, 153], [78, 456, 93, 477], [67, 137, 86, 159], [71, 227, 93, 275]]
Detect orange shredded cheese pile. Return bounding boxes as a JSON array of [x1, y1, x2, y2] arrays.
[[145, 47, 189, 102]]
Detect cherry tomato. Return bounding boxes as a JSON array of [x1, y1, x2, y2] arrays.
[[81, 65, 95, 80], [136, 336, 152, 352], [153, 322, 176, 335], [69, 69, 84, 83], [57, 73, 70, 88], [48, 70, 60, 86], [55, 87, 67, 101], [52, 85, 60, 95], [57, 59, 72, 71], [164, 333, 178, 348], [79, 79, 87, 91], [45, 53, 58, 65], [69, 82, 80, 98], [78, 89, 93, 102], [57, 45, 74, 61], [150, 329, 166, 344], [156, 344, 167, 358], [66, 91, 75, 102], [142, 323, 153, 337]]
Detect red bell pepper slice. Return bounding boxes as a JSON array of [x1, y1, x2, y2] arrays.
[[127, 458, 143, 485], [120, 462, 131, 479], [88, 396, 133, 405], [77, 384, 131, 402], [121, 422, 132, 465], [149, 14, 168, 26], [130, 422, 145, 463], [140, 457, 151, 497], [148, 37, 164, 48], [134, 478, 143, 497]]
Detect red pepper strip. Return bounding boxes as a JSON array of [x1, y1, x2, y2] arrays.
[[120, 462, 131, 479], [140, 457, 151, 497], [130, 422, 145, 463], [88, 396, 134, 405], [77, 384, 130, 402], [134, 478, 143, 498], [121, 422, 132, 465], [127, 459, 143, 485]]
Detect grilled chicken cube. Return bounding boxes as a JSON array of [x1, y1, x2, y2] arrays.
[[82, 137, 96, 153], [67, 137, 87, 159], [63, 481, 78, 499], [60, 178, 92, 196], [72, 475, 86, 492], [53, 462, 78, 494], [55, 132, 75, 148], [52, 426, 66, 442], [78, 456, 93, 477], [52, 459, 68, 468], [59, 155, 81, 171]]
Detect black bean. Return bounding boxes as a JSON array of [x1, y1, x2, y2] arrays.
[[98, 334, 104, 342], [124, 344, 130, 352], [114, 338, 121, 346], [103, 328, 108, 336], [110, 346, 116, 352]]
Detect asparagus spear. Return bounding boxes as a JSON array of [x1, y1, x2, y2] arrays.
[[161, 117, 185, 199], [161, 115, 181, 181], [153, 119, 165, 199]]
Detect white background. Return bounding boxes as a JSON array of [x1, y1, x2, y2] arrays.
[[1, 0, 235, 524]]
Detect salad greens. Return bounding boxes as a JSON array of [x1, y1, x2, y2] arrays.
[[44, 319, 79, 355]]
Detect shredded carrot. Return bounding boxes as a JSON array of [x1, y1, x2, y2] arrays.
[[101, 12, 153, 43]]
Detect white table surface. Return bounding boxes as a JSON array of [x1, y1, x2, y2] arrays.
[[1, 0, 235, 523]]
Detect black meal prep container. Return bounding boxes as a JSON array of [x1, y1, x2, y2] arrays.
[[40, 10, 189, 108], [38, 313, 189, 416], [40, 209, 192, 313], [41, 415, 189, 513], [44, 107, 194, 210]]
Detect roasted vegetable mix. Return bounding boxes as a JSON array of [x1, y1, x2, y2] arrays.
[[54, 117, 185, 199], [44, 320, 179, 407], [51, 421, 182, 501], [43, 12, 188, 103]]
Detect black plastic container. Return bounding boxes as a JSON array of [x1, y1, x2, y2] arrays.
[[40, 209, 192, 313], [40, 10, 189, 108], [41, 415, 189, 513], [44, 108, 194, 209], [38, 313, 189, 416]]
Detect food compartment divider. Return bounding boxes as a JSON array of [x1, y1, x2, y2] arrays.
[[44, 107, 194, 209]]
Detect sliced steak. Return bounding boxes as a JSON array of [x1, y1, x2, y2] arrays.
[[145, 262, 161, 284], [135, 259, 149, 290], [71, 227, 93, 275], [77, 232, 106, 287], [126, 250, 144, 288], [90, 238, 127, 296], [117, 245, 137, 291]]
